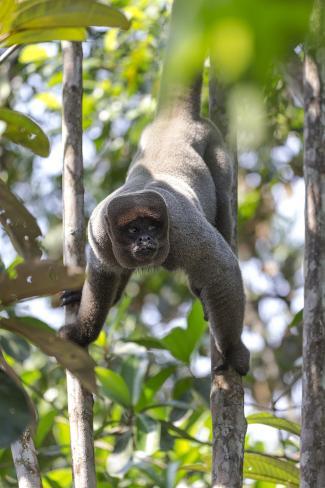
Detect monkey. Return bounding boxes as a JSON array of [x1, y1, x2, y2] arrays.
[[59, 3, 250, 376]]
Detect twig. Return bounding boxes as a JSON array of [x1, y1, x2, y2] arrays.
[[0, 45, 18, 64], [62, 41, 96, 488]]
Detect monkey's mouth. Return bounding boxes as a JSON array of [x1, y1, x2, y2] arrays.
[[133, 245, 157, 260]]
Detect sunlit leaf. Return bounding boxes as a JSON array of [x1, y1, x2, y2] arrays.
[[244, 452, 300, 486], [96, 367, 131, 407], [0, 317, 97, 393], [121, 355, 148, 405], [3, 27, 87, 46], [19, 44, 48, 63], [247, 413, 301, 436], [0, 260, 84, 306], [36, 92, 61, 110], [0, 350, 36, 447], [12, 0, 130, 31], [0, 108, 50, 156], [0, 179, 42, 259]]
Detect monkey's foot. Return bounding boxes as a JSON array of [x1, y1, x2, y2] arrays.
[[213, 341, 250, 376], [226, 341, 250, 376], [58, 323, 88, 347], [60, 289, 82, 307]]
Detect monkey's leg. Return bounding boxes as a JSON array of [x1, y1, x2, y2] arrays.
[[187, 231, 249, 375], [59, 254, 124, 346]]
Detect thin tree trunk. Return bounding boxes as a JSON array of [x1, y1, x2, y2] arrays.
[[62, 41, 96, 488], [301, 2, 325, 486], [209, 63, 247, 488], [11, 429, 42, 488]]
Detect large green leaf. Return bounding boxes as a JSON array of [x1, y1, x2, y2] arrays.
[[244, 452, 300, 486], [12, 0, 130, 31], [0, 260, 84, 306], [0, 108, 50, 156], [0, 316, 97, 393], [3, 27, 87, 46], [35, 410, 56, 447], [0, 179, 42, 259], [96, 367, 131, 407], [0, 350, 36, 447], [247, 413, 301, 436], [161, 300, 207, 363], [128, 301, 207, 364]]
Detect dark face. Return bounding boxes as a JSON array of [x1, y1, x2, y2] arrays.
[[107, 191, 170, 269], [115, 216, 166, 266]]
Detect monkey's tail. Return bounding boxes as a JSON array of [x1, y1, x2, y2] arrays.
[[156, 0, 204, 118]]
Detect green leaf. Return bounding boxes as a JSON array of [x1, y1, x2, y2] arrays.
[[0, 179, 42, 259], [19, 45, 48, 63], [3, 27, 87, 47], [136, 366, 175, 412], [161, 300, 207, 363], [288, 309, 303, 329], [12, 0, 130, 31], [0, 316, 97, 393], [244, 452, 300, 486], [0, 260, 84, 306], [35, 410, 56, 447], [0, 351, 35, 448], [2, 27, 87, 46], [96, 367, 131, 407], [120, 356, 148, 406], [136, 414, 160, 454], [0, 108, 50, 156], [247, 413, 301, 436]]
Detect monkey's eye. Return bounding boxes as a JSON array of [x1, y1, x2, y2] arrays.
[[128, 226, 138, 234]]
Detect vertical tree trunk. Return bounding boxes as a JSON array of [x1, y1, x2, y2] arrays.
[[11, 429, 42, 488], [62, 41, 96, 488], [209, 64, 247, 488], [301, 2, 325, 486]]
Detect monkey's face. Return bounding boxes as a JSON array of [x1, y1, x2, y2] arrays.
[[115, 216, 167, 266], [107, 191, 170, 269]]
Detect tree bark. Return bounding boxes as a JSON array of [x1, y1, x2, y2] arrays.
[[62, 41, 96, 488], [301, 2, 325, 486], [11, 429, 42, 488], [209, 64, 247, 488]]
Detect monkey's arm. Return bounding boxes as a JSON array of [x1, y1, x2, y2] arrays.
[[60, 250, 130, 346], [185, 225, 249, 375]]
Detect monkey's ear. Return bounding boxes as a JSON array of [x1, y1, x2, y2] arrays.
[[106, 191, 168, 229]]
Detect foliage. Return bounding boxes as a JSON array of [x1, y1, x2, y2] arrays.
[[0, 0, 308, 486]]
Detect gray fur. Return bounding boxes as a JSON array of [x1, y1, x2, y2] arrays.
[[59, 74, 250, 375]]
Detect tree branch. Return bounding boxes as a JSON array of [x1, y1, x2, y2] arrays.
[[209, 62, 247, 488], [62, 41, 96, 488]]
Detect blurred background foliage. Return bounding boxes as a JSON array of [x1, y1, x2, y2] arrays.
[[0, 0, 311, 486]]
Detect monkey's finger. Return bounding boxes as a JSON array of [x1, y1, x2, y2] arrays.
[[60, 290, 82, 307]]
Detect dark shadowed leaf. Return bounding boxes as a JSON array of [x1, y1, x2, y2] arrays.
[[0, 330, 31, 361], [0, 179, 42, 259], [244, 452, 300, 486], [96, 367, 131, 407], [0, 108, 50, 156], [12, 0, 130, 31], [3, 27, 87, 46], [120, 356, 148, 406], [0, 317, 96, 393], [0, 260, 84, 306], [247, 413, 301, 436], [0, 351, 35, 447]]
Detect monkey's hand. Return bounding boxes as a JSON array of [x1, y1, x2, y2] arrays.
[[60, 289, 82, 307], [216, 341, 250, 376], [58, 323, 89, 347]]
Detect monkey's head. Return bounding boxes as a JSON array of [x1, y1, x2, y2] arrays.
[[106, 190, 170, 268]]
